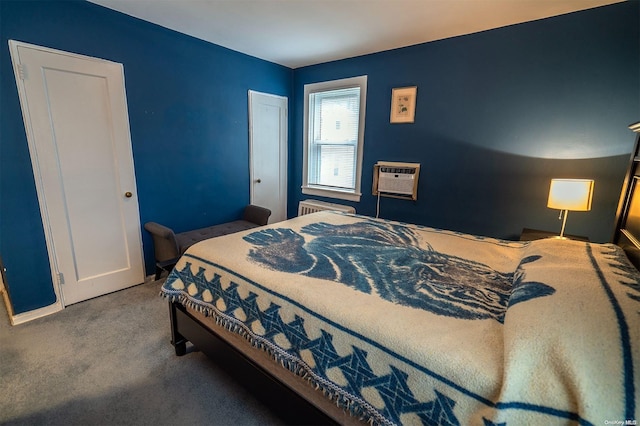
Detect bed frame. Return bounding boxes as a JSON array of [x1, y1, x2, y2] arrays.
[[168, 300, 362, 425], [167, 121, 640, 424], [613, 122, 640, 269]]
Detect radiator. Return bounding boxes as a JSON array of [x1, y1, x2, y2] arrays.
[[298, 199, 356, 216]]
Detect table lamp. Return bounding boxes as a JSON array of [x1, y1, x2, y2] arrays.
[[547, 178, 594, 239]]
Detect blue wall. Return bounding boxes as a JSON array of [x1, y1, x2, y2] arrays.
[[290, 2, 639, 242], [0, 0, 292, 314], [1, 1, 638, 316]]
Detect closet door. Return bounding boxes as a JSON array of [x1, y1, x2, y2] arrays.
[[10, 41, 144, 307], [249, 90, 288, 223]]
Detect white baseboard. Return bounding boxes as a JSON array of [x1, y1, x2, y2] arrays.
[[0, 265, 64, 325], [9, 301, 63, 326], [4, 275, 158, 326]]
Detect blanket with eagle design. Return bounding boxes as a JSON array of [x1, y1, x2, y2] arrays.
[[161, 211, 639, 426]]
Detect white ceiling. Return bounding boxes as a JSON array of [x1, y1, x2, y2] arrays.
[[89, 0, 622, 68]]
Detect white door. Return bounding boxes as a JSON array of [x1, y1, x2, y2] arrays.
[[249, 91, 287, 223], [9, 40, 144, 307]]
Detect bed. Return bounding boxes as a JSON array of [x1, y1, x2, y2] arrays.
[[161, 208, 639, 425]]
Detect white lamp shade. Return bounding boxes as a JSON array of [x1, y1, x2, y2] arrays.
[[547, 179, 594, 211]]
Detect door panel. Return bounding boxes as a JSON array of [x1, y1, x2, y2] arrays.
[[10, 41, 144, 307], [46, 68, 130, 280], [249, 91, 287, 223]]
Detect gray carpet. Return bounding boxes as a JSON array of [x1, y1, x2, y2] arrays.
[[0, 278, 331, 425]]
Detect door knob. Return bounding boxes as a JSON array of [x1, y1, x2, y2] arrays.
[[125, 191, 132, 198], [255, 179, 262, 183]]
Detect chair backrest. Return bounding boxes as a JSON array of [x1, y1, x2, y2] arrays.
[[243, 205, 271, 226], [143, 222, 180, 262]]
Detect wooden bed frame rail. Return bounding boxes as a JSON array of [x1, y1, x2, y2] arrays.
[[168, 301, 363, 425]]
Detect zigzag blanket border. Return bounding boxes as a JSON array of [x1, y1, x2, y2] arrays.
[[161, 288, 394, 426]]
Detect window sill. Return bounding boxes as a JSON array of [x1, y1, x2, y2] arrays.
[[302, 186, 361, 202]]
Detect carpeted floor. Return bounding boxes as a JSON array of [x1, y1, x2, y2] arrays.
[[0, 278, 332, 425]]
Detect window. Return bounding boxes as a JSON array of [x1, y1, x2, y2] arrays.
[[302, 76, 367, 202]]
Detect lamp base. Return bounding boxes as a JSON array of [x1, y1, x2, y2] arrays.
[[558, 209, 569, 239]]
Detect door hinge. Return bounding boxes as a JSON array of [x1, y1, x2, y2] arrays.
[[17, 64, 26, 80], [57, 272, 65, 285]]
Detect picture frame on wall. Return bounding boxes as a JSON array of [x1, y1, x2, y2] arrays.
[[390, 86, 417, 123]]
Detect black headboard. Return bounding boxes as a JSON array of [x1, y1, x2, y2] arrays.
[[614, 122, 640, 269]]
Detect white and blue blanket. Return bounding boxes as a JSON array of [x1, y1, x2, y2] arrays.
[[161, 211, 640, 425]]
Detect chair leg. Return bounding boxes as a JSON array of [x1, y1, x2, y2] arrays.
[[155, 260, 178, 281]]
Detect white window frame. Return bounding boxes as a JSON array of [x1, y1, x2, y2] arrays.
[[302, 75, 367, 202]]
